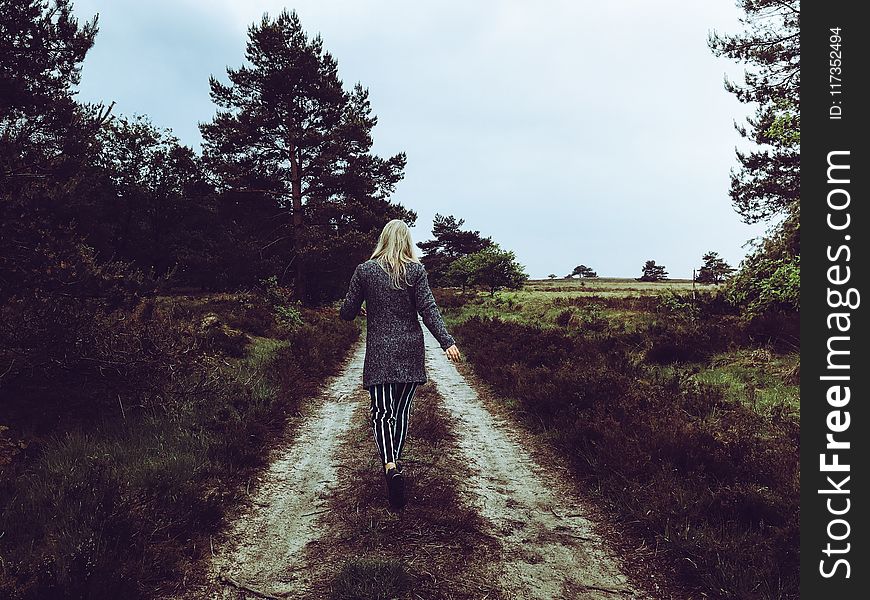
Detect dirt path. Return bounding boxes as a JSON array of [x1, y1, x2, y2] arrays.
[[422, 329, 644, 600], [161, 333, 650, 599], [161, 342, 367, 600], [300, 381, 506, 600]]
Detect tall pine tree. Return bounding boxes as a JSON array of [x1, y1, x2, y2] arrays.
[[0, 0, 99, 171], [709, 1, 800, 317], [200, 9, 410, 303], [708, 0, 799, 225]]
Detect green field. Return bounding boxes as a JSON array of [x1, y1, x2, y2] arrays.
[[440, 278, 798, 415], [524, 276, 701, 294]]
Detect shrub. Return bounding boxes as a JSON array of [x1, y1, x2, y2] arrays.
[[197, 312, 251, 357], [726, 209, 799, 320], [155, 292, 279, 338], [432, 288, 474, 309], [739, 309, 800, 351], [644, 321, 715, 364], [554, 309, 573, 327], [260, 276, 304, 333]]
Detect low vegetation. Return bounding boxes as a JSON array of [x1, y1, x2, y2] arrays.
[[0, 292, 359, 599], [438, 278, 799, 600]]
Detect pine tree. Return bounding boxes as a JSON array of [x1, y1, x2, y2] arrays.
[[417, 214, 494, 285], [708, 0, 799, 225], [709, 1, 800, 317], [639, 260, 668, 282], [1, 0, 121, 302], [570, 265, 597, 278], [0, 0, 100, 167], [199, 9, 408, 303], [695, 251, 734, 284]]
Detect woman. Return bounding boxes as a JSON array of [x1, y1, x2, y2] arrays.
[[339, 219, 461, 510]]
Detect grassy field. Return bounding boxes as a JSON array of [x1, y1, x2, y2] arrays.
[[441, 278, 798, 416], [436, 278, 800, 599], [525, 276, 699, 294]]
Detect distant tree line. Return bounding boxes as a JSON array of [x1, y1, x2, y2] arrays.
[[537, 252, 734, 283]]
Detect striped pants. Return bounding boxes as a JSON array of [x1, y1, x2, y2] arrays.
[[368, 382, 419, 465]]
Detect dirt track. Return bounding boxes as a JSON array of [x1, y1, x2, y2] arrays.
[[160, 333, 648, 599], [158, 345, 366, 599]]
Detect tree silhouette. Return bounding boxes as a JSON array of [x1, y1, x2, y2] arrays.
[[695, 251, 734, 284], [638, 260, 668, 282], [416, 214, 494, 286], [570, 265, 597, 278], [200, 9, 409, 303]]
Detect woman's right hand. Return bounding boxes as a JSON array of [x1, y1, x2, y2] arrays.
[[445, 344, 461, 362]]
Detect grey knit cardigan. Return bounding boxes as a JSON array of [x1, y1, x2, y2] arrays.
[[339, 259, 456, 388]]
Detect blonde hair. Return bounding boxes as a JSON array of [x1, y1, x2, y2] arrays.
[[370, 219, 420, 289]]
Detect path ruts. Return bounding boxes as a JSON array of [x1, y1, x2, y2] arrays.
[[159, 330, 651, 599]]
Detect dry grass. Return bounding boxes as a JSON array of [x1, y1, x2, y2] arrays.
[[524, 277, 701, 295]]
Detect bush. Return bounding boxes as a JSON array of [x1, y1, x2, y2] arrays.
[[154, 292, 278, 338], [739, 309, 800, 352], [197, 312, 251, 357], [643, 320, 731, 364], [432, 288, 475, 309], [554, 309, 573, 327], [726, 208, 800, 320], [261, 275, 304, 333]]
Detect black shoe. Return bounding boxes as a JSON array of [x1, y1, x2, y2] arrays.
[[385, 467, 405, 509]]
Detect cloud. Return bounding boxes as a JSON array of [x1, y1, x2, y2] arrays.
[[73, 0, 767, 278]]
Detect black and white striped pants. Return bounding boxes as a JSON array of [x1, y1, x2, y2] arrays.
[[368, 382, 419, 465]]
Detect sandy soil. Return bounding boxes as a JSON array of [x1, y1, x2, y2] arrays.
[[299, 381, 507, 600]]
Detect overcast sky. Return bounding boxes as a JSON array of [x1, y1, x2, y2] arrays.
[[72, 0, 768, 279]]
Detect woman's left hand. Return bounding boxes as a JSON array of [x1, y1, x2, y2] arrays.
[[358, 306, 367, 317]]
